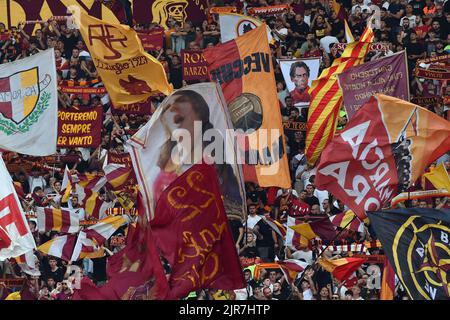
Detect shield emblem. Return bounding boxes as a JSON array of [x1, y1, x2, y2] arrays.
[[0, 67, 40, 124]]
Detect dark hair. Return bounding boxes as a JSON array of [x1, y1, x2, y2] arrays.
[[289, 61, 310, 78], [33, 186, 43, 193]]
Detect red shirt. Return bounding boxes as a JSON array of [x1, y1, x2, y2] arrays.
[[290, 87, 310, 105]]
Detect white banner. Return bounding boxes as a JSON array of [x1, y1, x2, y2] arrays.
[[279, 58, 321, 107], [219, 13, 272, 43], [127, 83, 246, 221], [0, 157, 36, 260], [0, 49, 58, 156]]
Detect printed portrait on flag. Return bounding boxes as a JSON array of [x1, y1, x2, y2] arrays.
[[128, 82, 246, 221], [279, 58, 321, 107]]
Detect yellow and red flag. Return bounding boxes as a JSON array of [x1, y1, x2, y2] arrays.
[[36, 207, 80, 234], [380, 256, 396, 300], [318, 257, 366, 284], [204, 25, 291, 188], [423, 162, 450, 191], [305, 26, 374, 166], [72, 10, 173, 106], [290, 217, 336, 241]]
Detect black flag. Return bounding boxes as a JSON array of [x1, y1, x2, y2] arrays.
[[368, 208, 450, 300]]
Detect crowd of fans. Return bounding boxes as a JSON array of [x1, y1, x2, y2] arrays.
[[0, 0, 449, 300]]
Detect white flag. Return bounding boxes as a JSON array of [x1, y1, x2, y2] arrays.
[[0, 49, 58, 156], [0, 157, 36, 260], [219, 13, 273, 43]]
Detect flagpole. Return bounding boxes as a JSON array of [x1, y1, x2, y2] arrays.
[[296, 215, 357, 285]]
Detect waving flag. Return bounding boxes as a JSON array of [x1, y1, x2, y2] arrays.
[[72, 10, 172, 106], [318, 257, 366, 284], [290, 217, 336, 242], [0, 49, 57, 156], [368, 208, 450, 300], [316, 94, 450, 219], [218, 13, 272, 44], [329, 210, 364, 232], [103, 163, 132, 190], [305, 26, 374, 166], [37, 234, 77, 261], [423, 162, 450, 191], [36, 207, 80, 234], [344, 20, 354, 43], [204, 25, 291, 188], [278, 259, 310, 284], [151, 163, 245, 299], [0, 157, 36, 260]]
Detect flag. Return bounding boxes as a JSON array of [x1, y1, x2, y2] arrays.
[[218, 13, 272, 44], [331, 0, 346, 20], [380, 256, 395, 300], [75, 172, 107, 192], [151, 163, 245, 299], [103, 163, 131, 190], [14, 250, 35, 269], [73, 214, 169, 300], [0, 157, 36, 260], [290, 217, 336, 241], [36, 207, 80, 234], [61, 166, 72, 203], [305, 26, 374, 166], [37, 234, 77, 261], [316, 94, 450, 219], [71, 215, 130, 261], [204, 25, 291, 188], [80, 188, 114, 220], [72, 10, 172, 106], [329, 210, 364, 232], [263, 215, 286, 239], [278, 259, 309, 284], [423, 162, 450, 191], [128, 83, 245, 221], [0, 49, 57, 156], [338, 51, 409, 119], [368, 208, 450, 300], [344, 20, 354, 43], [318, 257, 366, 284]]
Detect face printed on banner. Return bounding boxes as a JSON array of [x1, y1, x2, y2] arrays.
[[291, 63, 310, 92]]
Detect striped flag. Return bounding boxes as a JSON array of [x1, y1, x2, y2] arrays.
[[71, 215, 130, 261], [305, 26, 374, 166], [263, 215, 286, 239], [14, 250, 35, 269], [290, 217, 336, 241], [318, 257, 366, 284], [329, 210, 365, 232], [344, 20, 354, 43], [37, 234, 78, 261], [380, 256, 395, 300], [423, 162, 450, 191], [81, 188, 114, 220], [278, 259, 309, 284], [103, 164, 131, 190], [61, 166, 72, 203], [36, 207, 80, 233], [75, 172, 106, 192]]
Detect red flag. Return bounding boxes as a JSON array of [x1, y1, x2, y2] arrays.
[[380, 256, 395, 300], [151, 163, 245, 299], [72, 219, 169, 300], [318, 257, 366, 284], [316, 94, 450, 219]]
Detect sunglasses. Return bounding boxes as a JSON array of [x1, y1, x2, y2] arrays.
[[332, 296, 339, 299]]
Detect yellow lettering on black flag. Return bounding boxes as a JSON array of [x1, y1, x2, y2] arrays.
[[71, 9, 173, 106]]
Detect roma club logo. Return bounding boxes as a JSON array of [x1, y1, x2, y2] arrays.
[[0, 67, 52, 135], [151, 0, 188, 29], [236, 20, 258, 37]]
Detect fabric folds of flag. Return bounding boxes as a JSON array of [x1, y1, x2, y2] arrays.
[[36, 207, 80, 233], [290, 217, 336, 241], [380, 256, 396, 300], [81, 188, 113, 220], [103, 164, 132, 190], [344, 20, 354, 43], [71, 215, 130, 261], [423, 162, 450, 191], [329, 210, 364, 232], [305, 26, 374, 166], [37, 235, 77, 261], [151, 163, 245, 299], [263, 215, 286, 239], [278, 259, 309, 284], [318, 257, 366, 284]]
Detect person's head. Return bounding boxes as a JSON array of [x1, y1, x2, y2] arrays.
[[244, 269, 252, 281], [299, 190, 307, 200], [406, 4, 413, 14], [289, 108, 299, 119], [61, 280, 70, 292], [253, 286, 263, 298], [295, 14, 303, 23], [432, 20, 440, 31], [49, 258, 58, 268], [246, 232, 255, 244], [305, 184, 315, 195], [331, 293, 340, 300], [322, 199, 330, 210], [47, 277, 55, 288], [248, 203, 257, 216], [285, 96, 293, 107], [269, 270, 277, 282], [290, 61, 310, 91], [351, 285, 361, 297], [53, 180, 62, 192], [410, 31, 417, 41], [263, 287, 272, 299], [402, 18, 410, 29], [311, 204, 320, 215], [300, 279, 310, 290], [28, 220, 37, 231], [306, 32, 315, 42], [319, 286, 329, 298], [273, 282, 282, 293], [33, 186, 44, 197], [71, 48, 79, 58], [344, 290, 353, 300], [419, 200, 428, 208]]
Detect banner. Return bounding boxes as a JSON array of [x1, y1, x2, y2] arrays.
[[128, 83, 246, 221], [411, 96, 442, 107], [204, 25, 291, 188], [248, 4, 290, 16], [0, 157, 36, 260], [110, 98, 153, 116], [316, 94, 450, 219], [414, 68, 450, 80], [181, 50, 208, 81], [338, 51, 409, 119], [368, 208, 450, 300], [331, 42, 388, 55], [137, 28, 164, 51], [59, 86, 107, 94], [279, 58, 321, 107], [416, 54, 450, 65], [108, 151, 132, 167], [73, 10, 172, 106], [210, 7, 237, 14], [218, 13, 272, 44], [283, 121, 307, 131], [0, 49, 57, 156], [151, 163, 245, 299], [57, 106, 103, 148]]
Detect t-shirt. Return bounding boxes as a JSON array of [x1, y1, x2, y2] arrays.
[[45, 267, 64, 282], [255, 219, 275, 247], [244, 215, 262, 230], [229, 218, 243, 244]]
